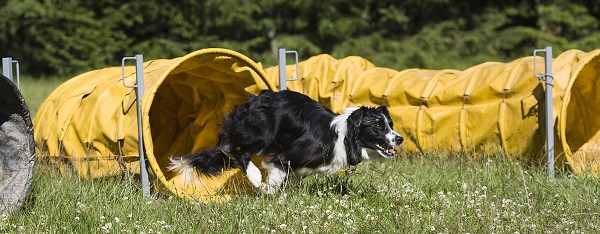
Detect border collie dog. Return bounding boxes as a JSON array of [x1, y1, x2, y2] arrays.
[[169, 90, 403, 194]]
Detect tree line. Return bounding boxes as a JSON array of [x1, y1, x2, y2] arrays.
[[0, 0, 599, 77]]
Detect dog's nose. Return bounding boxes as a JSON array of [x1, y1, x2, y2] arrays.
[[395, 135, 404, 144]]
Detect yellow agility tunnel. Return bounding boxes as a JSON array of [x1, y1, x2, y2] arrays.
[[263, 49, 600, 174], [34, 48, 276, 201], [34, 48, 600, 202]]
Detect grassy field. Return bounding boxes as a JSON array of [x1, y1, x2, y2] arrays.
[[4, 155, 600, 233], [4, 77, 600, 233]]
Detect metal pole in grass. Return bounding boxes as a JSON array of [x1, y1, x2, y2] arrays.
[[121, 54, 151, 196], [278, 48, 299, 91], [2, 57, 20, 89], [534, 46, 554, 177]]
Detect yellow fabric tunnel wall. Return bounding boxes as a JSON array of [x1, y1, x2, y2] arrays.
[[34, 48, 600, 202]]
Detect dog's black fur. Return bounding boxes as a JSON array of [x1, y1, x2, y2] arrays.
[[170, 90, 403, 193]]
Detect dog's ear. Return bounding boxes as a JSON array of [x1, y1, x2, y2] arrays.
[[345, 107, 366, 165], [347, 107, 366, 128], [377, 105, 390, 117]]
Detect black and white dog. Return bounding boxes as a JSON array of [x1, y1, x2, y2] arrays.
[[169, 90, 403, 193]]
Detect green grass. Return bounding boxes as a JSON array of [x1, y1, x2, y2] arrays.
[[7, 77, 600, 233], [1, 155, 599, 233]]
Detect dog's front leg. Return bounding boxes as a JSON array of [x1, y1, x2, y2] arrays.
[[235, 152, 263, 189], [245, 161, 263, 189], [263, 162, 288, 194]]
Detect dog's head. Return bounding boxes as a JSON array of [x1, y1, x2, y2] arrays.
[[344, 106, 403, 165]]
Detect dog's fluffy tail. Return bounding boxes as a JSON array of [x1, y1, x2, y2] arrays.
[[168, 149, 236, 178]]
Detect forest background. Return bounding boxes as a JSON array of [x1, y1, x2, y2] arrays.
[[1, 0, 599, 77]]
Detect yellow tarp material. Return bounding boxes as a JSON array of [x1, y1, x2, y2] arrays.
[[263, 49, 600, 174], [34, 48, 600, 202]]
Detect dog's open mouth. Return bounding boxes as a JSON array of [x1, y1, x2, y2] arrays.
[[371, 143, 396, 158]]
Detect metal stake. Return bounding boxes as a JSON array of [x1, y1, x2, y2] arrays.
[[2, 57, 20, 89], [121, 54, 151, 196], [278, 48, 299, 91], [534, 46, 554, 177]]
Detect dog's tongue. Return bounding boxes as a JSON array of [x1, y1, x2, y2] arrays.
[[385, 146, 396, 156]]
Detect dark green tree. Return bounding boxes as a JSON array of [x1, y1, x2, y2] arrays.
[[1, 0, 599, 76], [0, 0, 122, 75]]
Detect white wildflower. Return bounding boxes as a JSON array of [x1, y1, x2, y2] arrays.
[[100, 223, 112, 233]]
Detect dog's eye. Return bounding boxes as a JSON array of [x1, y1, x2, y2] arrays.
[[375, 123, 383, 129]]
